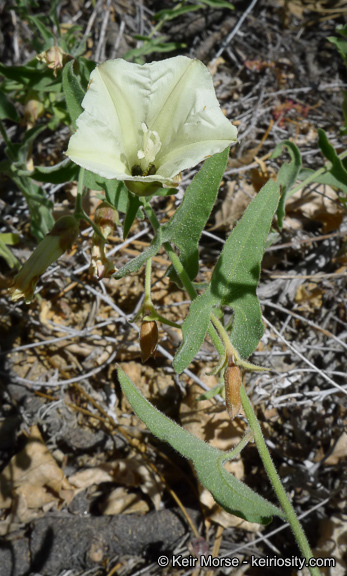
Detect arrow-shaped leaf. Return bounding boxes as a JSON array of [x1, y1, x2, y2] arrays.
[[118, 367, 284, 524], [174, 179, 280, 372]]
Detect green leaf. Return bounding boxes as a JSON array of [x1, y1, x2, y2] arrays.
[[77, 57, 96, 90], [271, 141, 302, 228], [0, 233, 19, 246], [317, 129, 347, 195], [124, 37, 186, 61], [174, 179, 280, 372], [118, 367, 283, 524], [62, 60, 84, 128], [0, 233, 20, 269], [163, 147, 229, 281], [0, 92, 20, 122], [199, 0, 234, 8], [27, 158, 78, 184], [7, 125, 45, 164], [335, 23, 347, 38], [196, 383, 224, 401], [298, 166, 347, 196], [0, 61, 61, 92], [154, 4, 202, 21], [328, 35, 347, 67], [19, 180, 55, 241], [114, 230, 162, 279], [0, 239, 20, 269], [28, 190, 55, 240], [123, 194, 142, 239], [104, 180, 135, 214], [28, 14, 55, 45], [114, 150, 229, 279]]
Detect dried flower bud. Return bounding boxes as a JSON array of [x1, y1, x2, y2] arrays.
[[24, 91, 44, 129], [94, 202, 119, 238], [224, 362, 242, 421], [9, 215, 79, 303], [89, 202, 118, 279], [140, 320, 158, 363], [37, 46, 68, 76]]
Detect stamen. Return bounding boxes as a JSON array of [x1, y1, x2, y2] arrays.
[[137, 123, 162, 168]]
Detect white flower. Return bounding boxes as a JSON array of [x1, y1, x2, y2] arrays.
[[66, 56, 237, 196]]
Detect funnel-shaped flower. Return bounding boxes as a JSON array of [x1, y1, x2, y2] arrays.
[[66, 56, 237, 196]]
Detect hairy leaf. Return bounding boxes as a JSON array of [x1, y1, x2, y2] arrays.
[[0, 62, 61, 92], [118, 368, 283, 524], [29, 159, 78, 184], [163, 148, 229, 281], [271, 140, 302, 227], [0, 92, 20, 122], [174, 179, 280, 372], [123, 194, 142, 239], [114, 230, 162, 279], [62, 60, 84, 128], [317, 129, 347, 195]]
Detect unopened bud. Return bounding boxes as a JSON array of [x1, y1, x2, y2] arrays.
[[89, 202, 118, 279], [140, 320, 158, 362], [224, 362, 242, 421], [9, 215, 79, 303]]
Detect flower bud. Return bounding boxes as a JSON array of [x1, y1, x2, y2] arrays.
[[140, 320, 158, 363], [89, 202, 118, 279], [224, 362, 242, 421], [24, 91, 44, 129], [37, 46, 68, 76], [9, 215, 79, 303]]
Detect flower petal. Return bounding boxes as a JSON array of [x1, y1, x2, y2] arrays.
[[146, 57, 237, 166], [67, 59, 149, 179]]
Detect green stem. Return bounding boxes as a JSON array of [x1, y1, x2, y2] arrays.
[[210, 313, 237, 358], [143, 201, 319, 573], [144, 258, 153, 311], [0, 118, 16, 158], [144, 311, 181, 329], [212, 314, 319, 573], [74, 167, 85, 215], [240, 385, 321, 576], [148, 2, 184, 38], [74, 168, 105, 242], [288, 149, 347, 198], [221, 429, 253, 461], [143, 202, 224, 356]]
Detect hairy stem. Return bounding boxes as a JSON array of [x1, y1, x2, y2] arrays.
[[241, 386, 321, 576], [144, 199, 320, 574], [143, 202, 224, 356]]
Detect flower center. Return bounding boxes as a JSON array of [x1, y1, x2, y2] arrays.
[[135, 123, 162, 174]]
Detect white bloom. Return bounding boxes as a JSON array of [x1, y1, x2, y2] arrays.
[[67, 56, 237, 195]]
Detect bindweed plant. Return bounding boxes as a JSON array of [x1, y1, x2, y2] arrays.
[[5, 54, 323, 575]]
